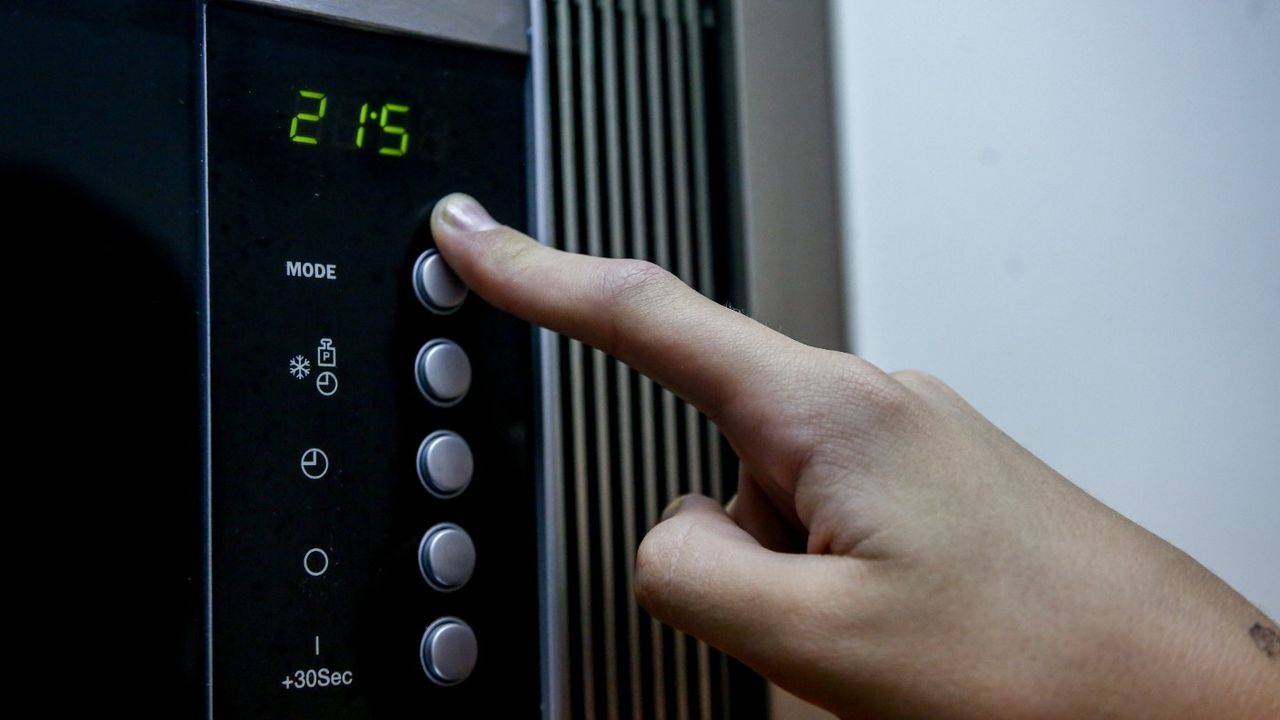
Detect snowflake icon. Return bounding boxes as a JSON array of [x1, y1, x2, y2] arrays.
[[289, 355, 311, 379]]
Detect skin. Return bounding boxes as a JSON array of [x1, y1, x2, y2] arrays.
[[430, 193, 1279, 719]]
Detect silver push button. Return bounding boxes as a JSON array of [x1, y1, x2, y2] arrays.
[[415, 339, 471, 406], [416, 431, 473, 497], [420, 617, 478, 686], [418, 523, 476, 591], [412, 249, 468, 314]]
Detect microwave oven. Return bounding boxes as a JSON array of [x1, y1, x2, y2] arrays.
[[1, 0, 833, 717]]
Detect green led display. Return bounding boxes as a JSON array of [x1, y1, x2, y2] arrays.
[[289, 90, 326, 145], [288, 90, 412, 158], [378, 103, 410, 157]]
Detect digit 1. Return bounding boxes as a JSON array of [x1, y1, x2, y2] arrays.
[[289, 90, 327, 145], [378, 103, 410, 157], [355, 102, 370, 148]]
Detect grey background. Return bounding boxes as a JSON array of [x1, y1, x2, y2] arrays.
[[835, 0, 1279, 615]]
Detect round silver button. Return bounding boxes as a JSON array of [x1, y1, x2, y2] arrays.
[[416, 431, 473, 497], [418, 523, 476, 591], [415, 339, 471, 406], [420, 617, 478, 686], [412, 250, 468, 314]]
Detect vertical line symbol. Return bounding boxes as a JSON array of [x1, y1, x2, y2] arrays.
[[315, 636, 320, 656]]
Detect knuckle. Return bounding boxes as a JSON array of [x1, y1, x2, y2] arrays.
[[820, 352, 915, 419], [890, 369, 956, 401], [600, 259, 676, 311], [595, 259, 678, 356], [852, 374, 919, 427], [781, 352, 922, 460]]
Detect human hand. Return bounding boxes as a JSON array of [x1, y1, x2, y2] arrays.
[[430, 193, 1279, 719]]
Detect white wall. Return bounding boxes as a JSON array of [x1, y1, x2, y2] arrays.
[[833, 0, 1279, 615]]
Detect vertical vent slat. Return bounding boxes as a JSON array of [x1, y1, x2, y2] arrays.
[[598, 2, 647, 719], [681, 0, 724, 507], [661, 1, 714, 716], [551, 3, 595, 720], [543, 1, 745, 717], [574, 2, 622, 720], [681, 1, 727, 715], [619, 1, 668, 718], [639, 2, 693, 717], [533, 0, 570, 714]]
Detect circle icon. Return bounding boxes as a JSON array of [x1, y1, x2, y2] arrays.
[[303, 548, 329, 577], [300, 448, 329, 479], [315, 370, 338, 396]]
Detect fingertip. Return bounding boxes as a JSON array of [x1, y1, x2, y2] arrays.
[[431, 192, 499, 242], [660, 494, 695, 523], [429, 193, 525, 298], [659, 494, 732, 525], [636, 494, 733, 620], [724, 493, 739, 515], [641, 495, 754, 579], [635, 493, 837, 664]]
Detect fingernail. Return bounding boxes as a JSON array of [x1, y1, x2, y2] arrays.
[[660, 496, 688, 523], [439, 193, 499, 233]]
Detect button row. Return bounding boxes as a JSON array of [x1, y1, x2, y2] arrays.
[[412, 248, 477, 685]]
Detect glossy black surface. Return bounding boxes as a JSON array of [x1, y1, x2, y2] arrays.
[[206, 3, 536, 717], [0, 1, 204, 714]]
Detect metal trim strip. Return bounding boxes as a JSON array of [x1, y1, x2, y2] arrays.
[[231, 0, 528, 54]]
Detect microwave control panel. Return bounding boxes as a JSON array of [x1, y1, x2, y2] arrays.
[[206, 4, 537, 716]]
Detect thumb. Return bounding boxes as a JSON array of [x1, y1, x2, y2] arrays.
[[635, 495, 857, 669]]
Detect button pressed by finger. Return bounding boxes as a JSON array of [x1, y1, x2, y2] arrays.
[[429, 193, 798, 427], [413, 249, 468, 313]]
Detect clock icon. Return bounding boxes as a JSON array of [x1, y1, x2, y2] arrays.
[[301, 448, 329, 480], [315, 370, 338, 396]]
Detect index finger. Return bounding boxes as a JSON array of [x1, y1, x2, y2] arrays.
[[429, 193, 802, 430]]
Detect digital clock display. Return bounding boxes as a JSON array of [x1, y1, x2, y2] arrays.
[[287, 90, 440, 158]]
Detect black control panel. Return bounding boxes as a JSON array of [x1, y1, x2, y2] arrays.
[[206, 4, 537, 717]]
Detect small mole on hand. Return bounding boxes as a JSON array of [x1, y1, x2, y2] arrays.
[[1248, 622, 1279, 658]]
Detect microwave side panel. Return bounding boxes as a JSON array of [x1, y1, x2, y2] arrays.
[[0, 0, 206, 715]]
